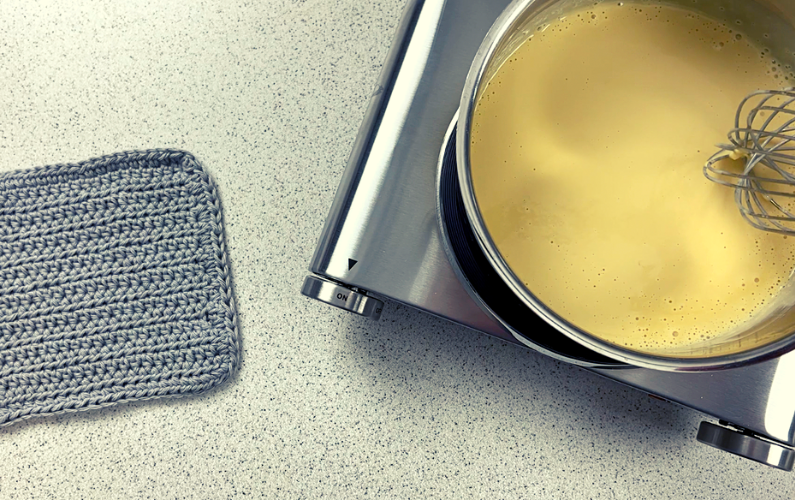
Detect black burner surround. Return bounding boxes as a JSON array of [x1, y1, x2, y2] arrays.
[[438, 125, 624, 367]]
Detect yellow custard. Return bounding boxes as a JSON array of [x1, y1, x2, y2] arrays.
[[470, 2, 795, 351]]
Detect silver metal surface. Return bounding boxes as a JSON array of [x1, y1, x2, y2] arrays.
[[303, 0, 795, 461], [705, 89, 795, 236], [603, 349, 795, 446], [697, 421, 795, 471], [301, 276, 384, 320], [455, 0, 795, 371], [306, 0, 516, 341]]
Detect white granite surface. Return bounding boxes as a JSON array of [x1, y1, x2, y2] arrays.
[[0, 0, 793, 498]]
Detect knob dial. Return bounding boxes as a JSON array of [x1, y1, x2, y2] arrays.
[[301, 276, 384, 320], [697, 421, 795, 471]]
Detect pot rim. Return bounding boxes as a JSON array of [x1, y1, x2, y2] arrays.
[[455, 0, 795, 371]]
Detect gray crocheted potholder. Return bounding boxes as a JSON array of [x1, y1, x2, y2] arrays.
[[0, 149, 238, 427]]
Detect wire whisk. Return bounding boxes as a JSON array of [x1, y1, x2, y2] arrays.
[[705, 89, 795, 236]]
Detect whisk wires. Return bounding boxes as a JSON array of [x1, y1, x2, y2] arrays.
[[705, 89, 795, 235]]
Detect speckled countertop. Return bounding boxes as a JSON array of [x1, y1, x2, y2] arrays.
[[0, 0, 793, 498]]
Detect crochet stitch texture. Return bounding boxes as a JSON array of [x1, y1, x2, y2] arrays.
[[0, 150, 239, 426]]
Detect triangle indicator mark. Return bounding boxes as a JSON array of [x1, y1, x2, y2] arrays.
[[348, 259, 358, 270]]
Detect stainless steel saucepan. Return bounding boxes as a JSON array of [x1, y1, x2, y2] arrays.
[[456, 0, 795, 371]]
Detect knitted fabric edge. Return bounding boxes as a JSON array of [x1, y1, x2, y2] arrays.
[[0, 149, 240, 427]]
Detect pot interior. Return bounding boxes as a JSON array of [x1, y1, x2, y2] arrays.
[[467, 0, 795, 362]]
